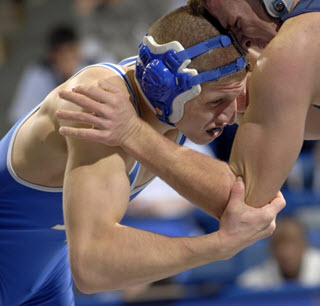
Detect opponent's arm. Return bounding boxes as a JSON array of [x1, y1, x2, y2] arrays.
[[304, 105, 320, 140], [230, 18, 316, 206]]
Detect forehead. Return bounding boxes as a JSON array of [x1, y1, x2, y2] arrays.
[[206, 0, 236, 23], [206, 0, 254, 27], [202, 76, 247, 95]]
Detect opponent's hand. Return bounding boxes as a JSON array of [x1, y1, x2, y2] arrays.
[[217, 177, 285, 259], [56, 80, 142, 147]]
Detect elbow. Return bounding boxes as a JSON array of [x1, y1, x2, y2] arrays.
[[69, 247, 115, 294], [69, 251, 96, 294], [71, 265, 95, 295], [72, 273, 96, 295]]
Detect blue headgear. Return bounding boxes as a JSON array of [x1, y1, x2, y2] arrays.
[[260, 0, 295, 20], [135, 34, 246, 125]]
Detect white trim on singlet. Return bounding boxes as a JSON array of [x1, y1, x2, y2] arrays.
[[6, 62, 184, 195], [6, 103, 63, 192], [130, 165, 141, 192], [6, 63, 140, 193], [119, 56, 138, 67], [131, 176, 156, 196], [175, 131, 184, 145], [129, 131, 184, 196]]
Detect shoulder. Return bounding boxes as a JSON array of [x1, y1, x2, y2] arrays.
[[45, 63, 131, 119], [41, 64, 133, 164], [63, 64, 130, 94], [268, 12, 319, 69], [249, 17, 317, 109]]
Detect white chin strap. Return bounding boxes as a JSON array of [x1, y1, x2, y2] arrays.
[[261, 0, 295, 20]]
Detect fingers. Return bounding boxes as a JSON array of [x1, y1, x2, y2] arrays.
[[59, 90, 105, 117], [98, 79, 124, 94], [228, 176, 245, 204], [266, 192, 286, 215], [59, 126, 105, 143], [56, 109, 106, 130], [72, 85, 118, 106]]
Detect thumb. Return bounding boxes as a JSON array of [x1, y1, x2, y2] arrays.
[[229, 176, 245, 204]]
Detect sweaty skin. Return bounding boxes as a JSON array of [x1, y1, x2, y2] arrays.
[[57, 7, 320, 212]]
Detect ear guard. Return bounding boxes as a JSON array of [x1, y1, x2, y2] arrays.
[[260, 0, 295, 20], [135, 35, 246, 125]]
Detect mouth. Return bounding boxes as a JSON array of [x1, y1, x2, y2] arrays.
[[206, 127, 223, 138]]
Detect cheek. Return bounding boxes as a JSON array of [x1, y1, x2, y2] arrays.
[[175, 111, 207, 137]]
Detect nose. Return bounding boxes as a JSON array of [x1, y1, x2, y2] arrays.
[[215, 99, 237, 126], [240, 36, 252, 50], [232, 30, 252, 51]]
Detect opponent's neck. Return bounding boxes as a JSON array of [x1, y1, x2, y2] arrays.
[[292, 0, 300, 10]]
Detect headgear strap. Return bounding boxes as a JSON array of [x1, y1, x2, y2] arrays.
[[135, 34, 246, 124]]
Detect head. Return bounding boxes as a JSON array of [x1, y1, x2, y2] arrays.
[[189, 0, 286, 50], [47, 25, 82, 80], [271, 217, 307, 281], [136, 6, 248, 144]]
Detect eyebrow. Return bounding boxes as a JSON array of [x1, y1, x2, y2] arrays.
[[215, 77, 247, 91]]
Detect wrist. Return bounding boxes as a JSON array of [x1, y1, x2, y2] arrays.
[[215, 230, 237, 260], [119, 116, 145, 149]]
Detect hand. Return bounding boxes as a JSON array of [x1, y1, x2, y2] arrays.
[[57, 80, 142, 147], [217, 177, 285, 259]]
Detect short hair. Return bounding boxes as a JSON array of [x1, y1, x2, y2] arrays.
[[148, 5, 246, 85], [47, 25, 78, 52], [187, 0, 208, 15]]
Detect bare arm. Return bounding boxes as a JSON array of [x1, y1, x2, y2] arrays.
[[64, 134, 284, 294], [230, 18, 316, 206], [57, 16, 316, 210], [58, 73, 230, 292], [57, 83, 235, 219], [63, 139, 217, 293], [58, 71, 285, 294], [304, 105, 320, 140]]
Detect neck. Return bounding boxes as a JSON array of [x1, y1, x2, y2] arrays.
[[126, 68, 176, 135]]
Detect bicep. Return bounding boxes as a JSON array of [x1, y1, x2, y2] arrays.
[[63, 139, 131, 250], [229, 49, 311, 207]]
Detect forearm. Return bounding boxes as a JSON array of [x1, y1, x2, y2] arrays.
[[124, 121, 236, 219], [72, 224, 226, 293]]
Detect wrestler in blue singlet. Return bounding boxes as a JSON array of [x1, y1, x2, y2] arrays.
[[0, 58, 185, 305]]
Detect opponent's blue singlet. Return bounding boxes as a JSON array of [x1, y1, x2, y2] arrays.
[[283, 0, 320, 21], [0, 59, 185, 305]]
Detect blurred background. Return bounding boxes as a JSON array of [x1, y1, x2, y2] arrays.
[[1, 1, 320, 305]]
